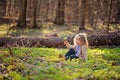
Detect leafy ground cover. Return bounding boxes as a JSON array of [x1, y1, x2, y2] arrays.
[[0, 47, 120, 80]]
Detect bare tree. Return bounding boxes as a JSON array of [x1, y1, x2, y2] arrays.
[[16, 0, 27, 28], [106, 0, 113, 33], [79, 0, 87, 30], [31, 0, 38, 28], [54, 0, 65, 25]]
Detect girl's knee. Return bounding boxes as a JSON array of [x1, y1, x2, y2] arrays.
[[69, 48, 75, 52], [68, 48, 75, 54]]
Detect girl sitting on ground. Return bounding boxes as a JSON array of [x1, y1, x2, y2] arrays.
[[64, 33, 88, 61]]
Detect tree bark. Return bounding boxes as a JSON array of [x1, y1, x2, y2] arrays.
[[5, 0, 11, 17], [115, 0, 120, 22], [106, 0, 113, 33], [79, 0, 87, 30], [31, 0, 37, 28], [0, 37, 64, 48], [54, 0, 65, 25], [0, 33, 120, 48], [16, 0, 27, 28]]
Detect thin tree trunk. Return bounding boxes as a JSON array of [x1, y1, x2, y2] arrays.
[[74, 0, 79, 23], [54, 0, 65, 25], [115, 0, 120, 22], [36, 0, 41, 21], [16, 0, 27, 28], [46, 0, 50, 21], [31, 0, 37, 28], [107, 0, 113, 33], [79, 0, 86, 30], [5, 0, 11, 17]]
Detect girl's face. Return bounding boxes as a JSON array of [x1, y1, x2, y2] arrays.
[[76, 37, 82, 45]]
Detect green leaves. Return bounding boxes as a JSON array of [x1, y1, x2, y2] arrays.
[[0, 76, 4, 80], [9, 71, 22, 80], [0, 47, 120, 80]]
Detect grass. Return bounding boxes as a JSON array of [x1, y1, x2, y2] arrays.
[[0, 24, 76, 38], [0, 23, 120, 38], [0, 23, 120, 80], [0, 47, 120, 80]]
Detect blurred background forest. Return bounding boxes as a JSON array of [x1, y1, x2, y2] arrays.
[[0, 0, 120, 47], [0, 0, 120, 31]]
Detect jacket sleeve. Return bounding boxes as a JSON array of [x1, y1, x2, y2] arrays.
[[66, 44, 76, 49]]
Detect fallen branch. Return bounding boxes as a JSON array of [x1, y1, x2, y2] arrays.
[[0, 37, 64, 48]]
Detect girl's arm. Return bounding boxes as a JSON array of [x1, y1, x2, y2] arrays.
[[64, 41, 75, 49]]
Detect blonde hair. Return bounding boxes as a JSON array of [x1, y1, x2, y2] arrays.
[[73, 33, 89, 47]]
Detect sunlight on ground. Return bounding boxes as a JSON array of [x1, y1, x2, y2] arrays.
[[0, 24, 119, 38], [0, 47, 120, 80], [0, 24, 78, 38]]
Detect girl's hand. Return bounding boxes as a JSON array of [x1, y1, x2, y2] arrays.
[[64, 41, 69, 46]]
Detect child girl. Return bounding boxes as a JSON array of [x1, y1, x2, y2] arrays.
[[64, 33, 88, 61]]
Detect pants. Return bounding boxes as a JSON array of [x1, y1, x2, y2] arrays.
[[65, 48, 79, 61]]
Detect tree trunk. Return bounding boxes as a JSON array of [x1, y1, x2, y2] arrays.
[[74, 0, 79, 23], [0, 37, 64, 48], [1, 0, 6, 16], [31, 0, 37, 28], [115, 0, 120, 22], [5, 0, 11, 17], [54, 0, 65, 25], [0, 33, 120, 48], [16, 0, 27, 28], [79, 0, 86, 30], [106, 0, 113, 33], [36, 0, 41, 21]]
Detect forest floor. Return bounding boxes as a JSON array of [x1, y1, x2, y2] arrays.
[[0, 24, 120, 80], [0, 47, 120, 80], [0, 23, 120, 38]]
